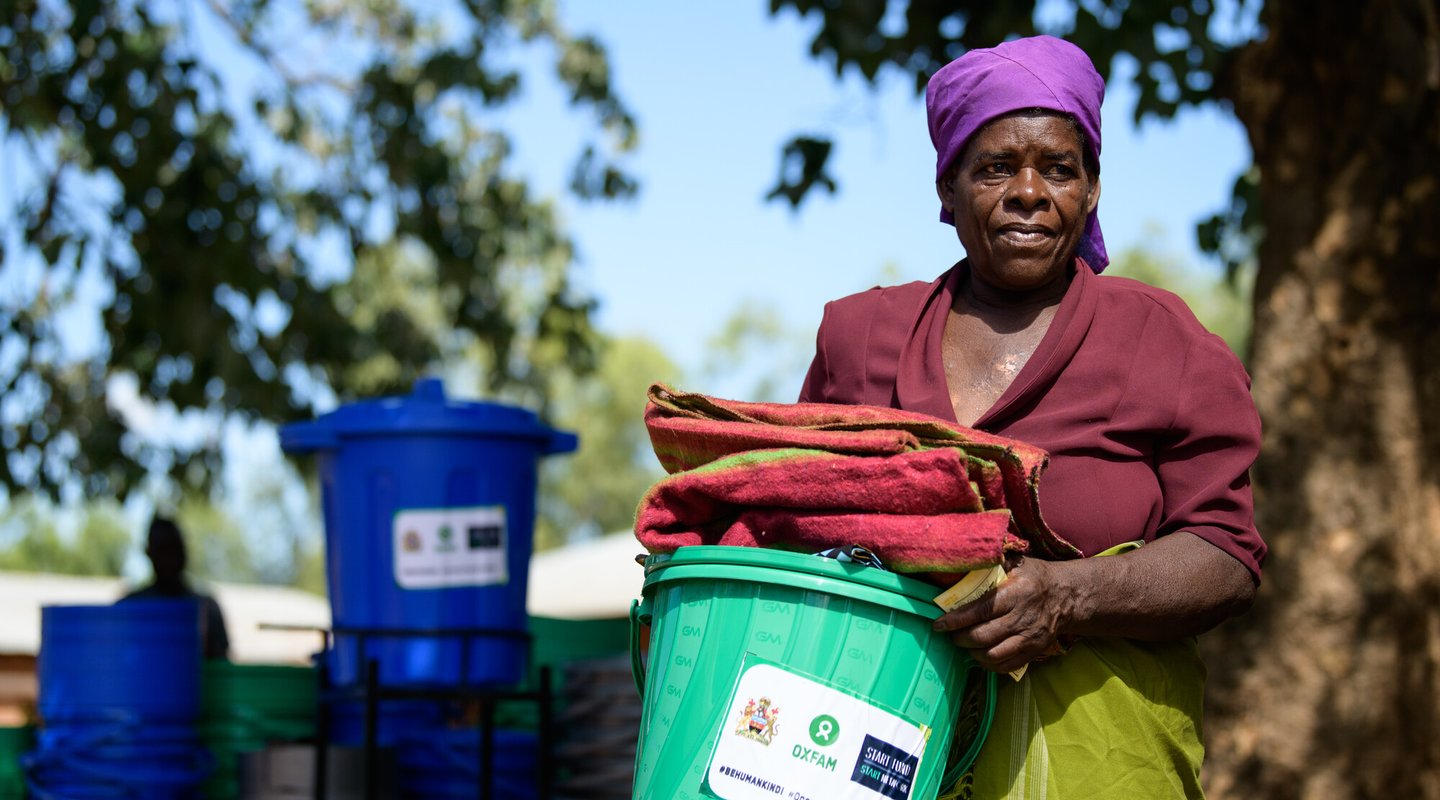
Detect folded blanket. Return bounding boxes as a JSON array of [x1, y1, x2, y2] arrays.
[[636, 385, 1080, 577]]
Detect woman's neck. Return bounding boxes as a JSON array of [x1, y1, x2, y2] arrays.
[[955, 268, 1069, 331]]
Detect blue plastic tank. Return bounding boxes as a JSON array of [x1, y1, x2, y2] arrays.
[[28, 600, 213, 797], [38, 600, 203, 725], [280, 378, 577, 687]]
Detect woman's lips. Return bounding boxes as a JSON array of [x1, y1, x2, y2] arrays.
[[996, 224, 1053, 246]]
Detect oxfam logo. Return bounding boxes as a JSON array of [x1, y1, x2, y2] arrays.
[[808, 714, 840, 747]]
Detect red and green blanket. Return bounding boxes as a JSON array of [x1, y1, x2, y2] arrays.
[[634, 384, 1079, 583]]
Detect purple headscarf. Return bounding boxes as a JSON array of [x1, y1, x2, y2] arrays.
[[926, 35, 1108, 272]]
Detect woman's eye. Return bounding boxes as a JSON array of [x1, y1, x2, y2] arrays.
[[983, 163, 1012, 176]]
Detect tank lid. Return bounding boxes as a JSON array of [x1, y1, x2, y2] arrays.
[[279, 377, 577, 455]]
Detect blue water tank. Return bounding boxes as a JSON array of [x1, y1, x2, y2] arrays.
[[38, 600, 203, 724], [29, 600, 212, 797], [281, 378, 577, 687]]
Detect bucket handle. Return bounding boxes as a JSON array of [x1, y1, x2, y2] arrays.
[[940, 667, 999, 791], [546, 429, 579, 456], [629, 597, 651, 698]]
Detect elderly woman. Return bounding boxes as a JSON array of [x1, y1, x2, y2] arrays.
[[798, 36, 1263, 798]]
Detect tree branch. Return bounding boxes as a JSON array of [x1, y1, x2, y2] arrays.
[[201, 0, 356, 93]]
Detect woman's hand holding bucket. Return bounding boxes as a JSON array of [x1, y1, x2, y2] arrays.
[[932, 556, 1075, 676]]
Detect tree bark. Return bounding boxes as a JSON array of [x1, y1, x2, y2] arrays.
[[1203, 1, 1440, 797]]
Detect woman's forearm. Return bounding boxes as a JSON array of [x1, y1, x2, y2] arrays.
[[934, 531, 1256, 673], [1048, 531, 1256, 641]]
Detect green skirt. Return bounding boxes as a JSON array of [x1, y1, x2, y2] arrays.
[[953, 636, 1207, 800], [944, 542, 1208, 800]]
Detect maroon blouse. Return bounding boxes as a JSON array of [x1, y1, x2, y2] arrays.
[[799, 260, 1266, 581]]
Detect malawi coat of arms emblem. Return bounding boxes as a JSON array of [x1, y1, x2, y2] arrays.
[[733, 696, 781, 745]]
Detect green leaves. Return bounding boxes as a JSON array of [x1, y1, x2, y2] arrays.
[[0, 0, 638, 499], [767, 136, 836, 208], [1196, 166, 1262, 286], [764, 0, 1258, 204]]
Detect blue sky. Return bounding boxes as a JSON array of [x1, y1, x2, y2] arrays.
[[498, 2, 1252, 399]]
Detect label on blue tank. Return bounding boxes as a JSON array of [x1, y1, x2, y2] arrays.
[[701, 655, 929, 800], [392, 506, 508, 589]]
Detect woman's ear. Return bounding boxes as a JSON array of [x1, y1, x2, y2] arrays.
[[1087, 176, 1102, 215], [936, 170, 956, 214]]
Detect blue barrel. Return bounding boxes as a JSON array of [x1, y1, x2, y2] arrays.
[[27, 600, 212, 798], [281, 378, 577, 687], [38, 601, 202, 725]]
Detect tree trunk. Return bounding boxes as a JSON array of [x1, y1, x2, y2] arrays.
[[1203, 1, 1440, 797]]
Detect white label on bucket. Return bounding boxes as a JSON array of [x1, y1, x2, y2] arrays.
[[702, 657, 929, 800], [392, 506, 508, 589]]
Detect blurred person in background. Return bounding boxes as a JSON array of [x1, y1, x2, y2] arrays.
[[121, 516, 230, 660]]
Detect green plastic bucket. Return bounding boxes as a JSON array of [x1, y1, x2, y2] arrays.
[[0, 725, 31, 799], [631, 546, 994, 800], [200, 662, 317, 800]]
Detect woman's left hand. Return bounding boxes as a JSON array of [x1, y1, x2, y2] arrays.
[[932, 556, 1076, 674]]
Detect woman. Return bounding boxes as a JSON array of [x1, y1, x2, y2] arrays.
[[799, 36, 1262, 798]]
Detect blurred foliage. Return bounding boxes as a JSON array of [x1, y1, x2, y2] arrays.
[[172, 497, 255, 584], [167, 493, 324, 592], [0, 0, 637, 500], [147, 417, 326, 590], [533, 312, 814, 549], [1196, 165, 1262, 285], [1103, 240, 1254, 359], [534, 334, 682, 550], [764, 0, 1263, 272], [0, 489, 324, 593], [766, 136, 836, 207], [701, 301, 814, 403], [0, 498, 131, 575]]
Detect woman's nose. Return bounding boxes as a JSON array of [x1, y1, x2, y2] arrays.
[[1005, 168, 1048, 208]]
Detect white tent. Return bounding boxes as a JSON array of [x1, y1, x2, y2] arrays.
[[525, 531, 648, 620], [0, 570, 330, 665]]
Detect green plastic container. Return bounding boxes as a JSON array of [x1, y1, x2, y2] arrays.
[[200, 662, 317, 800], [0, 725, 30, 799], [530, 615, 631, 671], [492, 615, 633, 731], [631, 546, 993, 800]]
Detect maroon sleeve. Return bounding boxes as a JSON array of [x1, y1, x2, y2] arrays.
[[798, 303, 834, 403], [798, 283, 924, 407], [1157, 333, 1266, 581]]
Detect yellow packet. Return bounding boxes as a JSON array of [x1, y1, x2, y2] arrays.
[[933, 564, 1027, 681]]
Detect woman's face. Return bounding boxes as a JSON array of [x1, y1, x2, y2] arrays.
[[938, 113, 1100, 297]]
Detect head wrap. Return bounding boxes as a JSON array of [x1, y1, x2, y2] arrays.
[[926, 35, 1108, 272]]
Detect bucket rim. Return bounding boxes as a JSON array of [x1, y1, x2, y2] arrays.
[[202, 662, 316, 680], [642, 545, 945, 606], [42, 598, 202, 617]]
